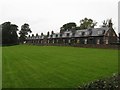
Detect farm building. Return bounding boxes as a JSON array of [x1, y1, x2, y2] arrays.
[[26, 20, 118, 45]]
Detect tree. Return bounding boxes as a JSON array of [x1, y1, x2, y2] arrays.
[[60, 22, 76, 33], [2, 22, 18, 45], [19, 23, 32, 43], [80, 18, 97, 29], [10, 24, 19, 44]]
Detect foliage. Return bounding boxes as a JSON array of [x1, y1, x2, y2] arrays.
[[80, 18, 97, 29], [19, 23, 32, 43], [60, 22, 76, 33], [79, 73, 119, 89], [2, 22, 18, 45]]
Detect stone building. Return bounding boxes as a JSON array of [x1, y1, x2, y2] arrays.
[[26, 20, 118, 45]]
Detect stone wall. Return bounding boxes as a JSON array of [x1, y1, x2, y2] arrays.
[[27, 43, 119, 49]]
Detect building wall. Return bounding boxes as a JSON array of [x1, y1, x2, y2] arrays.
[[26, 27, 118, 46]]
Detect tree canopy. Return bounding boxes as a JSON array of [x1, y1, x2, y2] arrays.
[[60, 22, 76, 33], [19, 23, 32, 43], [80, 18, 97, 29], [2, 22, 18, 46]]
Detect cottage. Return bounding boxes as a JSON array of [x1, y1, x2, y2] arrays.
[[26, 20, 118, 45]]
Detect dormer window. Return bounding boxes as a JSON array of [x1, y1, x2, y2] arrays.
[[60, 34, 62, 37], [67, 33, 70, 37], [98, 31, 103, 35], [85, 32, 89, 36], [82, 32, 85, 36], [56, 34, 58, 38], [89, 30, 92, 35], [72, 26, 75, 29], [79, 32, 82, 36], [72, 33, 75, 36], [50, 35, 52, 38], [66, 29, 69, 31]]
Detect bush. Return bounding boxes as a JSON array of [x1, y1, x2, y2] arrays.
[[78, 73, 119, 89]]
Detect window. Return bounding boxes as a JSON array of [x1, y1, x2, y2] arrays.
[[84, 39, 87, 44], [79, 32, 82, 35], [72, 33, 75, 36], [67, 33, 70, 37], [85, 32, 89, 35], [48, 40, 49, 43], [61, 27, 64, 30], [56, 34, 58, 38], [113, 33, 115, 36], [60, 34, 62, 37], [41, 40, 43, 43], [106, 39, 108, 44], [50, 35, 52, 38], [57, 39, 59, 43], [72, 26, 75, 29], [77, 39, 80, 43], [89, 31, 92, 35], [97, 39, 100, 44], [53, 40, 54, 43], [98, 31, 103, 35], [82, 32, 85, 36], [68, 39, 71, 43], [63, 39, 65, 43]]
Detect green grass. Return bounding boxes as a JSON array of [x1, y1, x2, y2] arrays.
[[2, 45, 118, 88]]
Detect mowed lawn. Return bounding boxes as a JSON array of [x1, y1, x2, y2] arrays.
[[2, 45, 118, 88]]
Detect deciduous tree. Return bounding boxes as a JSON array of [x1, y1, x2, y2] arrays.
[[80, 18, 97, 29], [2, 22, 18, 45], [19, 23, 32, 43]]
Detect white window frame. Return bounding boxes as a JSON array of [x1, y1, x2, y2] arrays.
[[106, 39, 108, 44], [53, 40, 54, 43], [84, 39, 87, 44], [97, 39, 100, 44], [77, 39, 80, 43]]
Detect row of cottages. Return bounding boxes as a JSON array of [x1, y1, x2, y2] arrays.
[[26, 20, 118, 45]]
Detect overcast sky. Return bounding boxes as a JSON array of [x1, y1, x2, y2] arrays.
[[0, 0, 119, 35]]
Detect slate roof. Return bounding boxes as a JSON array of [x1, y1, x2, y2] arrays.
[[26, 27, 110, 40], [75, 27, 109, 37]]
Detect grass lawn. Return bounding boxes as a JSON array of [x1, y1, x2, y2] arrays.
[[2, 45, 118, 88]]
